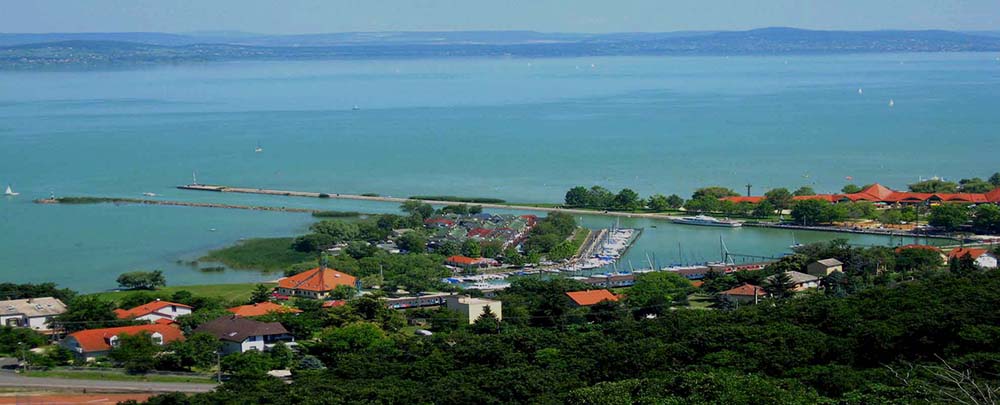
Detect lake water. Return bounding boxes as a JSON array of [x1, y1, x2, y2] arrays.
[[1, 53, 997, 291]]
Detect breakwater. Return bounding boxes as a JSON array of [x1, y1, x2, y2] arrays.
[[34, 197, 321, 214]]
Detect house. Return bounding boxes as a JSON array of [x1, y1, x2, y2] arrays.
[[565, 290, 619, 307], [895, 244, 948, 265], [114, 299, 192, 323], [227, 302, 302, 317], [947, 247, 999, 269], [424, 218, 456, 229], [0, 297, 66, 333], [807, 258, 843, 278], [193, 316, 295, 355], [276, 266, 357, 299], [61, 324, 184, 361], [764, 271, 820, 291], [444, 295, 502, 324], [446, 255, 499, 270], [721, 183, 1000, 207], [719, 284, 764, 305]]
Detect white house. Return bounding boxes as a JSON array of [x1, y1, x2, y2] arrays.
[[445, 295, 502, 324], [193, 316, 295, 355], [0, 297, 66, 333], [61, 324, 184, 361], [948, 248, 999, 269], [114, 299, 193, 324]]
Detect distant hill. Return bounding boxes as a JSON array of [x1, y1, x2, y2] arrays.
[[2, 28, 999, 69]]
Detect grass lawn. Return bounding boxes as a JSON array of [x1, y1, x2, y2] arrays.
[[88, 283, 275, 304], [24, 370, 216, 384], [199, 237, 314, 272], [687, 293, 716, 310]]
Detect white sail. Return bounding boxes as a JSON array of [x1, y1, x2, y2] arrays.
[[4, 185, 18, 196]]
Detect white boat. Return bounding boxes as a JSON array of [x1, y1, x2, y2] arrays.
[[858, 88, 863, 95], [671, 215, 742, 228], [4, 185, 18, 196], [142, 192, 158, 197], [790, 234, 803, 250], [254, 142, 263, 153], [889, 99, 895, 108]]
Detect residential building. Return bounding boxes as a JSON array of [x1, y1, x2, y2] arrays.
[[227, 302, 302, 317], [947, 247, 999, 269], [764, 271, 820, 291], [719, 284, 764, 305], [193, 316, 294, 355], [62, 324, 184, 361], [444, 295, 502, 324], [385, 293, 455, 310], [807, 258, 844, 278], [0, 297, 66, 333], [722, 183, 1000, 206], [565, 290, 619, 307], [114, 299, 192, 324], [275, 266, 357, 299], [446, 255, 499, 270]]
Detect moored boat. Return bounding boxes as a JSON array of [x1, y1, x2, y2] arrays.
[[671, 215, 742, 228]]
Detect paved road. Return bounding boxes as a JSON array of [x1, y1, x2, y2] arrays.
[[0, 372, 217, 393]]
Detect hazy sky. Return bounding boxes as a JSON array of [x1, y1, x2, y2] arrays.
[[3, 0, 998, 34]]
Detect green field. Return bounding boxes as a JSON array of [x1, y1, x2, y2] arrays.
[[24, 369, 216, 384], [89, 282, 275, 304], [200, 237, 314, 272]]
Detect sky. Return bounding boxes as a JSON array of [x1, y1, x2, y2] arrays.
[[1, 0, 998, 34]]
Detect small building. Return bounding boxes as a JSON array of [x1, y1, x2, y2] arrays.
[[446, 255, 499, 270], [807, 258, 844, 278], [385, 293, 455, 310], [947, 248, 999, 269], [227, 302, 302, 317], [193, 316, 295, 355], [565, 290, 619, 307], [276, 266, 357, 299], [62, 324, 184, 361], [444, 295, 502, 324], [764, 271, 820, 291], [0, 297, 66, 333], [114, 300, 192, 324], [719, 284, 764, 305]]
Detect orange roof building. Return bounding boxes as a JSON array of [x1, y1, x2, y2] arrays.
[[565, 290, 619, 306], [276, 267, 357, 299], [227, 302, 303, 317], [719, 284, 764, 305], [113, 299, 192, 323], [721, 183, 1000, 206], [947, 247, 998, 269], [61, 324, 184, 360]]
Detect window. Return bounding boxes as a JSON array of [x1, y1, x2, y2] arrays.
[[248, 335, 257, 342]]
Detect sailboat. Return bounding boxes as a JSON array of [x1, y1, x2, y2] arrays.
[[4, 184, 18, 196], [254, 142, 263, 153], [888, 99, 895, 108], [790, 234, 803, 250], [858, 88, 863, 95]]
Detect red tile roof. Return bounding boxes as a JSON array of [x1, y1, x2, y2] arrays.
[[565, 290, 619, 306], [227, 302, 302, 317], [322, 300, 347, 308], [114, 300, 191, 319], [447, 255, 478, 265], [948, 247, 991, 260], [722, 183, 1000, 205], [895, 244, 943, 254], [690, 281, 704, 288], [424, 218, 455, 227], [720, 284, 763, 297], [277, 267, 357, 292], [67, 324, 184, 353], [466, 228, 493, 238]]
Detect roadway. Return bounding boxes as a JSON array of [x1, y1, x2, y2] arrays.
[[0, 372, 216, 394]]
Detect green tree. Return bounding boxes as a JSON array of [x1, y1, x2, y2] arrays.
[[565, 186, 589, 207], [396, 232, 427, 253], [109, 332, 161, 373], [309, 221, 360, 243], [249, 284, 272, 304], [480, 241, 503, 259], [665, 194, 685, 209], [990, 172, 1000, 187], [613, 188, 642, 211], [470, 305, 501, 334], [764, 188, 794, 211], [958, 177, 994, 193], [221, 350, 275, 378], [972, 204, 1000, 234], [345, 241, 378, 259], [894, 248, 944, 272], [54, 296, 120, 332], [400, 200, 434, 220], [0, 326, 47, 354], [763, 272, 794, 299], [268, 342, 295, 369], [585, 186, 616, 209], [116, 270, 166, 290], [683, 196, 720, 213], [791, 200, 830, 225], [928, 204, 969, 232], [692, 186, 739, 200], [432, 240, 460, 256], [647, 194, 672, 211], [752, 200, 776, 218], [841, 184, 863, 194], [793, 186, 816, 196], [165, 332, 222, 371], [461, 239, 482, 258], [909, 179, 959, 193], [291, 233, 335, 253], [625, 272, 693, 316]]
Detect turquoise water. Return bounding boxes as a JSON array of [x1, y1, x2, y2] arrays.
[[1, 53, 997, 291]]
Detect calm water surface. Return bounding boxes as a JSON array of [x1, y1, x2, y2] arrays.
[[1, 54, 996, 291]]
